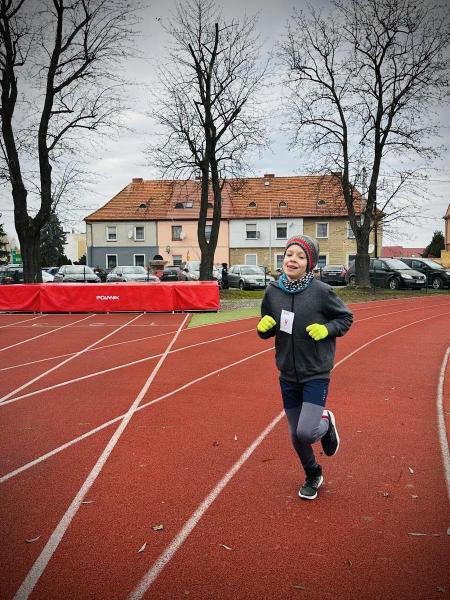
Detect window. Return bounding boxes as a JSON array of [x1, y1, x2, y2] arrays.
[[317, 255, 327, 268], [106, 226, 117, 241], [348, 254, 356, 267], [174, 202, 184, 209], [134, 226, 145, 241], [246, 223, 257, 239], [185, 200, 193, 208], [248, 201, 257, 208], [276, 223, 287, 239], [316, 222, 328, 238], [134, 254, 145, 267], [207, 202, 213, 208], [278, 201, 287, 210], [317, 199, 326, 206], [172, 255, 182, 266], [172, 225, 182, 241], [347, 222, 355, 239], [245, 254, 257, 266], [205, 224, 212, 241], [276, 254, 284, 270], [106, 254, 117, 269]]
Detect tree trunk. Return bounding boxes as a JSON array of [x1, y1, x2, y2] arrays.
[[17, 228, 42, 283]]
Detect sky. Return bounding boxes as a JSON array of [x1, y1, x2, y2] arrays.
[[0, 0, 449, 249]]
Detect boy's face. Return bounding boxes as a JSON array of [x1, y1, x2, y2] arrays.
[[283, 244, 308, 279]]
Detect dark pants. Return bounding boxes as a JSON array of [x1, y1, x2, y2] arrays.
[[280, 378, 329, 472]]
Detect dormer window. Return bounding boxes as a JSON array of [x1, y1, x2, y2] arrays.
[[248, 201, 257, 208], [174, 202, 184, 209], [207, 202, 213, 208], [138, 202, 148, 209], [317, 199, 326, 206], [185, 200, 193, 208]]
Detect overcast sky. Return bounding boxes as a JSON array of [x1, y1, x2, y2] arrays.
[[1, 0, 449, 248]]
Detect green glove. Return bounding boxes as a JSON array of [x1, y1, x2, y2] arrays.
[[257, 315, 276, 333], [306, 323, 328, 341]]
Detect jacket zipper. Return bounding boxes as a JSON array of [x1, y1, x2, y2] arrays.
[[291, 294, 299, 383]]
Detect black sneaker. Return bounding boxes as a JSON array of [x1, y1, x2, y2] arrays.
[[299, 465, 323, 500], [321, 410, 340, 456]]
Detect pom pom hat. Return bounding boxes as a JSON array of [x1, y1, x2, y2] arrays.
[[284, 234, 320, 271]]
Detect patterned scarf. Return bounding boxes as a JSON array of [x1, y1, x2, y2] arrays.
[[278, 270, 315, 294]]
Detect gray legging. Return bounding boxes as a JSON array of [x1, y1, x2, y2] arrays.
[[284, 403, 328, 471]]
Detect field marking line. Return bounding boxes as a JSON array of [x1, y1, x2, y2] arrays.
[[0, 347, 272, 484], [4, 309, 450, 487], [128, 309, 450, 599], [12, 314, 189, 600], [128, 411, 285, 600], [3, 301, 444, 404], [0, 314, 144, 404], [0, 327, 255, 407], [436, 346, 450, 503], [0, 315, 44, 329], [0, 315, 94, 353], [0, 330, 177, 372]]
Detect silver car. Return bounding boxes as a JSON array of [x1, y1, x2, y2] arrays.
[[106, 266, 159, 282], [53, 265, 101, 283], [227, 265, 274, 290]]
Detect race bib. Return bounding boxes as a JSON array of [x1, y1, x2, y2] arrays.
[[280, 309, 294, 334]]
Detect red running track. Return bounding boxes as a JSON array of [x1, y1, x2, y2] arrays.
[[0, 296, 449, 600]]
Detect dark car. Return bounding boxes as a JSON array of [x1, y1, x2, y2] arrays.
[[397, 257, 450, 290], [160, 265, 182, 281], [346, 258, 426, 290], [0, 266, 53, 283], [319, 264, 347, 286], [53, 265, 101, 283], [227, 265, 275, 290]]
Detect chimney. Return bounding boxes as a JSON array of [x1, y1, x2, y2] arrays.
[[132, 177, 143, 183], [264, 173, 275, 187]]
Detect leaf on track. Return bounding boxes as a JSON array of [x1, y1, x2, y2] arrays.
[[234, 434, 238, 441], [437, 587, 446, 593], [408, 532, 427, 536], [152, 524, 164, 531], [138, 543, 147, 553], [25, 536, 40, 543], [447, 527, 450, 536], [411, 495, 419, 499], [212, 441, 220, 447], [81, 500, 94, 504], [408, 467, 414, 474], [220, 544, 233, 551], [292, 584, 306, 590]]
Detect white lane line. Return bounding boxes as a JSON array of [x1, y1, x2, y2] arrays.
[[128, 309, 450, 600], [3, 310, 450, 482], [13, 314, 189, 600], [0, 327, 255, 407], [0, 330, 176, 372], [0, 314, 144, 403], [128, 411, 285, 600], [1, 347, 272, 484], [0, 315, 44, 329], [0, 315, 94, 352], [436, 346, 450, 503]]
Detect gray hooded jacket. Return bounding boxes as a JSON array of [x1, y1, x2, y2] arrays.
[[258, 278, 353, 383]]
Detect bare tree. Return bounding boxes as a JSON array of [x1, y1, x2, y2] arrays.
[[280, 0, 449, 287], [149, 0, 267, 280], [0, 0, 138, 281]]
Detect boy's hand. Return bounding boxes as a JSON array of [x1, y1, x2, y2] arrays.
[[257, 315, 276, 333], [306, 323, 328, 341]]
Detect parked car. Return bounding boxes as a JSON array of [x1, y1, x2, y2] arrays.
[[42, 266, 59, 277], [53, 265, 101, 283], [106, 266, 159, 282], [160, 265, 183, 281], [0, 266, 54, 284], [319, 264, 347, 286], [93, 266, 108, 282], [178, 261, 221, 283], [346, 258, 426, 289], [397, 257, 450, 289], [227, 265, 274, 290]]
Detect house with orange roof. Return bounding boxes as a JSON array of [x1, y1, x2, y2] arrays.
[[85, 173, 380, 272]]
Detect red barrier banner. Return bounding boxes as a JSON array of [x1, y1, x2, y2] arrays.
[[0, 282, 219, 313], [0, 284, 41, 312]]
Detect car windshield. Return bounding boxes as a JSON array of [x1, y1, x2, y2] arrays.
[[65, 266, 92, 274], [420, 259, 444, 270], [383, 259, 412, 270], [324, 265, 344, 270], [241, 267, 264, 275], [122, 267, 146, 274]]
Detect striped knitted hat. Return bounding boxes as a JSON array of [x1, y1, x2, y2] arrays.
[[284, 234, 320, 271]]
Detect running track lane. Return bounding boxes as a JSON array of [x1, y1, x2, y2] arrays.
[[0, 300, 446, 597]]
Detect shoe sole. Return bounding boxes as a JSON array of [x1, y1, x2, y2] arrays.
[[298, 475, 324, 500], [326, 410, 340, 456]]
